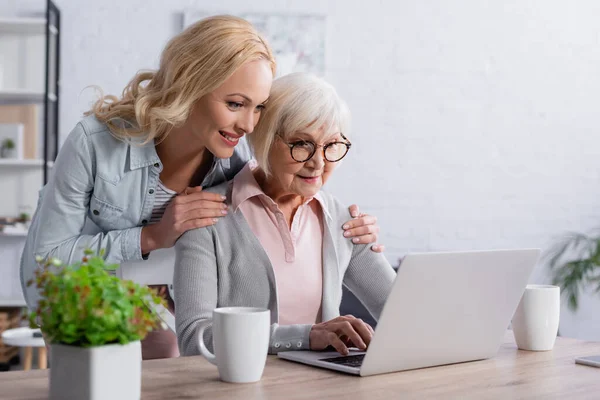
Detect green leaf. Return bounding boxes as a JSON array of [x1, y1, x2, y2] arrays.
[[104, 263, 120, 271], [546, 231, 600, 312], [29, 248, 165, 347]]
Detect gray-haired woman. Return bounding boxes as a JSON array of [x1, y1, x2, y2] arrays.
[[175, 72, 396, 357]]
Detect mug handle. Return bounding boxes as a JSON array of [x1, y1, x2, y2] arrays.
[[197, 320, 217, 365]]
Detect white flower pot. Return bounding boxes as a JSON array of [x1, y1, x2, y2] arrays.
[[0, 147, 16, 158], [50, 340, 141, 400]]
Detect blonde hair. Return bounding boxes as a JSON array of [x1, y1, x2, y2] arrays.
[[249, 72, 351, 176], [87, 15, 276, 143]]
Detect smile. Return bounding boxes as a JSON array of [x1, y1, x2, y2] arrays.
[[297, 175, 321, 184], [219, 131, 242, 146]]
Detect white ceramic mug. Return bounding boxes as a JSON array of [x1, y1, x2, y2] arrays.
[[197, 307, 270, 383], [512, 285, 560, 351]]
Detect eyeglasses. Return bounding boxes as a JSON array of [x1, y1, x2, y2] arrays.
[[279, 134, 352, 163]]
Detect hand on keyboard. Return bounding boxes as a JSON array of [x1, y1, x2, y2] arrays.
[[309, 315, 375, 356]]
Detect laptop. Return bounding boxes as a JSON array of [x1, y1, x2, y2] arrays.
[[278, 248, 540, 376]]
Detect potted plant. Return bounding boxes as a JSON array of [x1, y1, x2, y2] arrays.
[[18, 212, 31, 229], [18, 212, 30, 224], [0, 138, 15, 158], [546, 231, 600, 311], [17, 206, 32, 228], [27, 249, 165, 400]]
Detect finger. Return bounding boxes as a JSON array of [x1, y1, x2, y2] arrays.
[[327, 332, 350, 356], [336, 321, 366, 350], [350, 234, 378, 246], [182, 186, 203, 195], [179, 200, 229, 214], [349, 318, 373, 348], [347, 204, 360, 218], [371, 244, 385, 253], [181, 208, 228, 222], [172, 201, 228, 220], [342, 215, 377, 231], [365, 323, 375, 336], [343, 224, 378, 239], [179, 218, 219, 233], [175, 191, 227, 205]]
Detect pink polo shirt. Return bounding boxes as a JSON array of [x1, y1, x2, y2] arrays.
[[231, 162, 324, 325]]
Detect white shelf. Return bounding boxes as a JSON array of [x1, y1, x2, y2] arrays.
[[0, 299, 27, 308], [0, 17, 57, 35], [0, 159, 53, 167], [0, 89, 56, 104], [0, 229, 28, 237], [0, 231, 28, 237]]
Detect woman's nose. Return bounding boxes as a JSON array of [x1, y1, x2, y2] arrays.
[[308, 149, 326, 169], [237, 110, 255, 135]]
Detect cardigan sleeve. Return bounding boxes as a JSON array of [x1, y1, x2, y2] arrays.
[[342, 242, 397, 322], [174, 225, 313, 356], [173, 226, 219, 356]]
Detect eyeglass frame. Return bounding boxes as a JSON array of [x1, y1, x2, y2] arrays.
[[277, 133, 352, 163]]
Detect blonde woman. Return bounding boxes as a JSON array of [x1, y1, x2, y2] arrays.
[[20, 16, 381, 359], [175, 73, 396, 357]]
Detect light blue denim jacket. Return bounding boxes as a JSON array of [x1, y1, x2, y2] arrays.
[[20, 115, 251, 308]]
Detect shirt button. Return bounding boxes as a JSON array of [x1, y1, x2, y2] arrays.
[[285, 343, 292, 349], [142, 219, 148, 225], [149, 189, 155, 194], [154, 163, 160, 168], [274, 343, 281, 348], [93, 210, 99, 216]]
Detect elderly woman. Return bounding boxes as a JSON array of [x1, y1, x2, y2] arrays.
[[174, 73, 396, 356]]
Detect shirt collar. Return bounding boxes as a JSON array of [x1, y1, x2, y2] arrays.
[[231, 161, 332, 220], [231, 161, 265, 211]]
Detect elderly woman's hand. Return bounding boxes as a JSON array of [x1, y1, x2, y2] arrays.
[[309, 315, 375, 355], [343, 205, 384, 253]]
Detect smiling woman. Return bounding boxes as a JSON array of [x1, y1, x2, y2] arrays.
[[173, 60, 272, 160], [20, 15, 383, 361]]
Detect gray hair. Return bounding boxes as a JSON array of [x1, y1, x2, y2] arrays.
[[248, 72, 351, 176]]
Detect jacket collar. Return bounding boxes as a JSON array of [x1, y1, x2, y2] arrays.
[[128, 139, 162, 171]]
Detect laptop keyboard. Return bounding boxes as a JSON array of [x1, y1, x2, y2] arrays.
[[319, 354, 365, 368]]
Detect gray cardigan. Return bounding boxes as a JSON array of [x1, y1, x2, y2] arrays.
[[174, 182, 396, 356]]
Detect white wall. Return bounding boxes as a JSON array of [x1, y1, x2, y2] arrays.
[[3, 0, 600, 340]]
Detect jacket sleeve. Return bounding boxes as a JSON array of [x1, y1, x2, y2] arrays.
[[174, 226, 313, 356], [21, 122, 144, 307]]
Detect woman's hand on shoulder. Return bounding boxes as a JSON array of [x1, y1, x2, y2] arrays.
[[141, 186, 227, 252], [309, 315, 375, 355], [343, 205, 385, 253]]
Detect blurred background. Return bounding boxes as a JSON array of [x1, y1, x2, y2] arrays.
[[1, 0, 599, 343]]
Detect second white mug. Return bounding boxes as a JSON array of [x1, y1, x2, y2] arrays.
[[512, 285, 560, 351], [197, 307, 270, 383]]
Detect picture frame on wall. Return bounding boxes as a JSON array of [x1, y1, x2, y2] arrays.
[[0, 123, 24, 160], [182, 11, 326, 78], [0, 105, 39, 159]]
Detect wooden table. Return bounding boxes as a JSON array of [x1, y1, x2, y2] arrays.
[[2, 331, 599, 399]]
